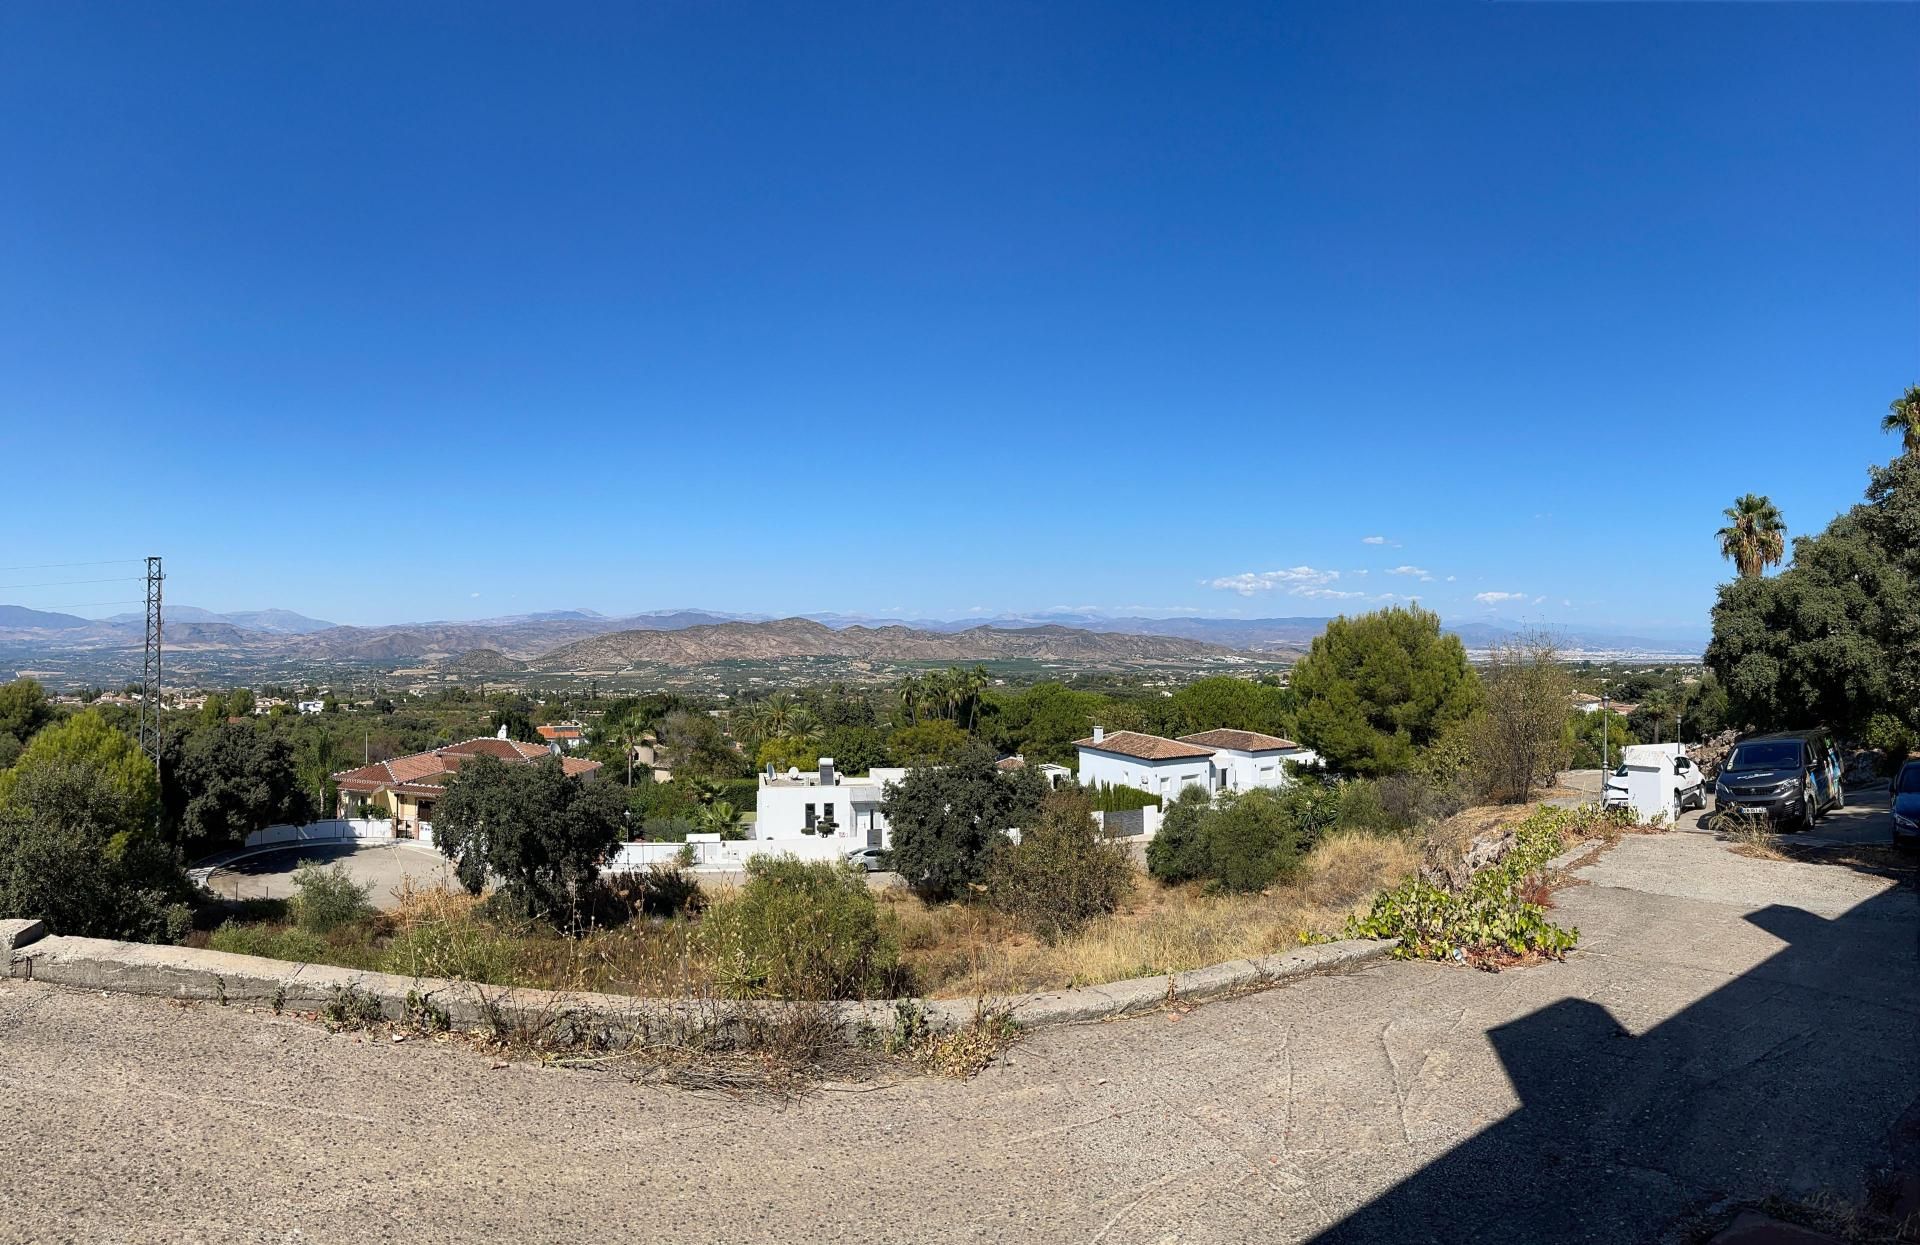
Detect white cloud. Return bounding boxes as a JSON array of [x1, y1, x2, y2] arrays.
[[470, 592, 481, 599], [1206, 566, 1342, 598], [1362, 536, 1387, 545], [1445, 575, 1457, 582], [1475, 591, 1528, 605], [1386, 565, 1434, 581]]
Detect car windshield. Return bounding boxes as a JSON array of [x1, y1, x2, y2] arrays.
[[1726, 741, 1802, 771], [1896, 766, 1920, 794]]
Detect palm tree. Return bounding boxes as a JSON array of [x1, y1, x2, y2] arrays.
[[897, 674, 924, 724], [1717, 494, 1787, 579], [1884, 384, 1920, 457]]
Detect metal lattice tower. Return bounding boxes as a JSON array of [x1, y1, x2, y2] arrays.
[[139, 555, 164, 763]]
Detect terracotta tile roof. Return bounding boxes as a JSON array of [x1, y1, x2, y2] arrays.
[[537, 723, 585, 740], [995, 755, 1027, 771], [332, 737, 602, 792], [1177, 728, 1300, 753], [1072, 731, 1215, 762], [441, 737, 550, 762]]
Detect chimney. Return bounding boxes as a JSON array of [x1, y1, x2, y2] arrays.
[[1092, 725, 1104, 744], [818, 757, 836, 787], [496, 723, 509, 740]]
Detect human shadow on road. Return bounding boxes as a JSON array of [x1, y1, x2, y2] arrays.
[[1310, 882, 1920, 1243]]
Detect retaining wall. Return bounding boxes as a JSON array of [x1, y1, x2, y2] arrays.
[[0, 918, 1389, 1037]]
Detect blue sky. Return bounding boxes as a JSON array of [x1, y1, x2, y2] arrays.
[[1, 2, 1913, 639]]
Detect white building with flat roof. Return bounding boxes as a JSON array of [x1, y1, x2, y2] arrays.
[[754, 758, 908, 849]]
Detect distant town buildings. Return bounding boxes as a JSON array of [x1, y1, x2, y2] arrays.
[[535, 721, 587, 750]]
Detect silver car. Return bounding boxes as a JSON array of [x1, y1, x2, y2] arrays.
[[845, 846, 891, 872]]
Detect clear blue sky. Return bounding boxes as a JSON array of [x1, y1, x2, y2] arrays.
[[2, 2, 1913, 639]]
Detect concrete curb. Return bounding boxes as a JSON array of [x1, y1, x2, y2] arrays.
[[6, 922, 1391, 1038]]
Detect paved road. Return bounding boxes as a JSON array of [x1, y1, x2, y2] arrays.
[[4, 833, 1914, 1244], [204, 841, 455, 910], [1675, 780, 1896, 848]]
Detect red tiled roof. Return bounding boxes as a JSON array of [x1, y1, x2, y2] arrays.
[[1072, 731, 1215, 762], [1176, 728, 1300, 753], [995, 755, 1026, 771], [332, 737, 601, 793], [537, 724, 585, 740]]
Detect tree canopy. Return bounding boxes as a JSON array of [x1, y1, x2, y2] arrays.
[[162, 722, 314, 856], [434, 752, 627, 929], [1707, 455, 1920, 735], [1289, 606, 1480, 776], [880, 744, 1044, 902]]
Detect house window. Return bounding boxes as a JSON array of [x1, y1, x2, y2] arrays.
[[804, 803, 816, 830]]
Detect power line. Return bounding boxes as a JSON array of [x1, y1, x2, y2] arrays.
[[0, 576, 140, 591], [20, 599, 143, 610], [0, 558, 142, 574]]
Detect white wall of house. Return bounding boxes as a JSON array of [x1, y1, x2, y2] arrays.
[[1210, 746, 1319, 792], [754, 765, 907, 847], [1076, 748, 1214, 799]]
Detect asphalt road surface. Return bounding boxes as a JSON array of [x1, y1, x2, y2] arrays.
[[5, 831, 1914, 1244], [204, 841, 455, 909]]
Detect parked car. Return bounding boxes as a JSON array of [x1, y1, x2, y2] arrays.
[[1713, 730, 1843, 830], [845, 845, 892, 872], [1892, 761, 1920, 848]]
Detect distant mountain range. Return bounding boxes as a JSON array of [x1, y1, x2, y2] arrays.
[[528, 618, 1238, 671], [0, 600, 1705, 679]]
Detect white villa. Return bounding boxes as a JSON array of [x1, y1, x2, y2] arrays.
[[754, 758, 908, 849], [1073, 726, 1317, 800]]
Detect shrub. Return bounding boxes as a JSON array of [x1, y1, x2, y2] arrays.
[[289, 861, 374, 934], [1862, 713, 1913, 774], [209, 920, 329, 964], [602, 864, 705, 920], [1333, 779, 1393, 833], [699, 856, 901, 1000], [1206, 788, 1311, 892], [1145, 787, 1214, 884], [1346, 804, 1598, 961], [321, 984, 386, 1031], [1377, 770, 1466, 831], [986, 790, 1133, 943], [1087, 782, 1161, 813]]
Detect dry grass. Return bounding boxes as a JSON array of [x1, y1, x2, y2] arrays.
[[881, 831, 1420, 998], [226, 833, 1422, 1004], [1713, 810, 1788, 860]]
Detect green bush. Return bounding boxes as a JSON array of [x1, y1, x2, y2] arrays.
[[380, 916, 522, 985], [209, 920, 329, 964], [1146, 780, 1341, 891], [289, 861, 374, 934], [699, 856, 901, 1000], [1087, 782, 1161, 813], [986, 790, 1133, 943], [1206, 788, 1310, 892], [1346, 804, 1620, 961], [1145, 787, 1214, 884]]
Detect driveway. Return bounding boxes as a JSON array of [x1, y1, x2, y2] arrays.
[[1676, 779, 1896, 848], [203, 841, 455, 909], [3, 831, 1914, 1243]]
